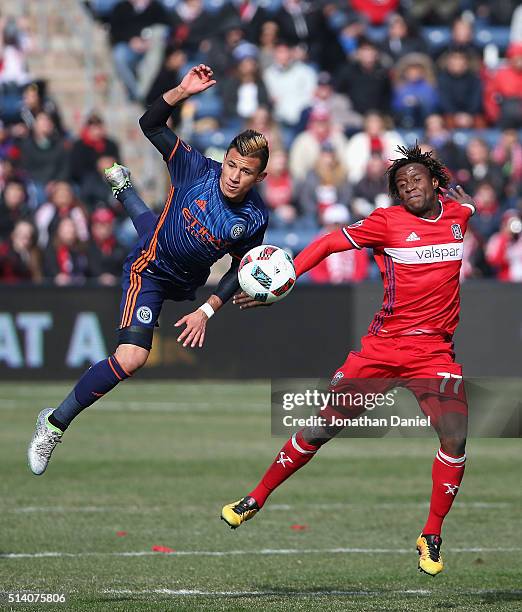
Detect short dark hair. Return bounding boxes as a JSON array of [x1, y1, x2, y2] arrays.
[[227, 129, 269, 172], [386, 143, 450, 200]]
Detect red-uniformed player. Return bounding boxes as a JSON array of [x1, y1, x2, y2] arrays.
[[223, 144, 475, 577]]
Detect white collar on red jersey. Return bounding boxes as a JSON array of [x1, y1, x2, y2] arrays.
[[417, 199, 444, 223]]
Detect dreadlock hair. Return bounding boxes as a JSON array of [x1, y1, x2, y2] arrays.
[[386, 143, 450, 201]]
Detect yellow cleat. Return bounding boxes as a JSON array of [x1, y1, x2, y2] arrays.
[[221, 496, 259, 529], [417, 534, 444, 576]]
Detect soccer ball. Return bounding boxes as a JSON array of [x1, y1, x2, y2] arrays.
[[238, 245, 296, 304]]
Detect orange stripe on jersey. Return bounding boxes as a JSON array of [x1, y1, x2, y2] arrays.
[[168, 137, 180, 161], [120, 186, 175, 328]]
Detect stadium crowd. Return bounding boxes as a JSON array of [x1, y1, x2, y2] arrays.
[[1, 0, 522, 285]]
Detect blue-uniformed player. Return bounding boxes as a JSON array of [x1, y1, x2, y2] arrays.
[[28, 65, 269, 474]]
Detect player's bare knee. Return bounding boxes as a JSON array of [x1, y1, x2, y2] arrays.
[[439, 436, 467, 457], [114, 344, 149, 374]]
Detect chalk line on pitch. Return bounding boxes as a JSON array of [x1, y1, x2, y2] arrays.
[[2, 547, 521, 559]]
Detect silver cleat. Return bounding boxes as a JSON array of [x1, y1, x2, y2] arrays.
[[27, 408, 63, 475], [104, 163, 132, 194]]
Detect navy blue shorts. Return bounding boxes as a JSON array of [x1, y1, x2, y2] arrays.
[[118, 266, 196, 350]]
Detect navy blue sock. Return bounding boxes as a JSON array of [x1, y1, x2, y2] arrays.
[[51, 355, 131, 430], [117, 186, 157, 236], [135, 210, 158, 238]]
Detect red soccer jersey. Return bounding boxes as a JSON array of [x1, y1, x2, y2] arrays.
[[342, 199, 475, 337]]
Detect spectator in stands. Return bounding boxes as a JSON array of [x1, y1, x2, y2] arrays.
[[86, 208, 126, 285], [35, 181, 89, 249], [407, 0, 461, 26], [392, 53, 440, 128], [344, 111, 405, 184], [18, 111, 69, 202], [263, 41, 317, 141], [43, 217, 87, 285], [380, 13, 428, 63], [470, 180, 503, 239], [18, 81, 64, 135], [273, 0, 317, 48], [0, 219, 41, 283], [476, 0, 520, 27], [274, 0, 334, 69], [245, 106, 284, 152], [434, 16, 481, 65], [70, 113, 120, 187], [217, 1, 270, 45], [298, 71, 362, 135], [170, 0, 215, 58], [145, 46, 186, 127], [259, 149, 296, 228], [486, 210, 522, 281], [79, 154, 119, 209], [308, 204, 369, 284], [222, 53, 271, 125], [0, 178, 30, 240], [351, 0, 399, 26], [297, 143, 352, 225], [438, 50, 483, 128], [459, 137, 505, 195], [352, 154, 391, 219], [0, 119, 18, 161], [289, 106, 348, 182], [257, 20, 279, 71], [492, 128, 522, 200], [336, 38, 390, 117], [484, 41, 522, 128], [104, 0, 171, 102], [0, 16, 32, 123], [336, 14, 367, 60], [423, 114, 467, 174], [460, 226, 490, 280]]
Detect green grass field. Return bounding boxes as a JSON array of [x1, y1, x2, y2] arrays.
[[1, 381, 520, 611]]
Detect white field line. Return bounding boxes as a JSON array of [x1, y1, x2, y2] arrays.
[[2, 501, 511, 514], [100, 588, 522, 598], [0, 399, 266, 412], [2, 547, 521, 559]]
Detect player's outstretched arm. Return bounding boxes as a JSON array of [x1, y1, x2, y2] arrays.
[[175, 294, 223, 349], [233, 230, 353, 309], [139, 64, 216, 160]]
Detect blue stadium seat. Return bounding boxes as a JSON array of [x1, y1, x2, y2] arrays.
[[475, 26, 511, 52]]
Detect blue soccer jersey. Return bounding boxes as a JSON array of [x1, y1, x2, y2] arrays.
[[125, 137, 268, 294]]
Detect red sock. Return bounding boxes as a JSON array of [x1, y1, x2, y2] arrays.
[[248, 431, 320, 507], [423, 448, 466, 535]]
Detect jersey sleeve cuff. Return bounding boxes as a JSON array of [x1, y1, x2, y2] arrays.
[[342, 227, 362, 249], [461, 202, 476, 216]]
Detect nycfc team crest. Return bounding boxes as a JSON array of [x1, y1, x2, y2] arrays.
[[137, 306, 152, 324], [231, 223, 245, 239], [451, 223, 463, 240]]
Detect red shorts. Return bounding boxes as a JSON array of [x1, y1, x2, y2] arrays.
[[327, 334, 468, 424]]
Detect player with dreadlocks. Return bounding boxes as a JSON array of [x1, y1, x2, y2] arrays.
[[223, 144, 476, 576]]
